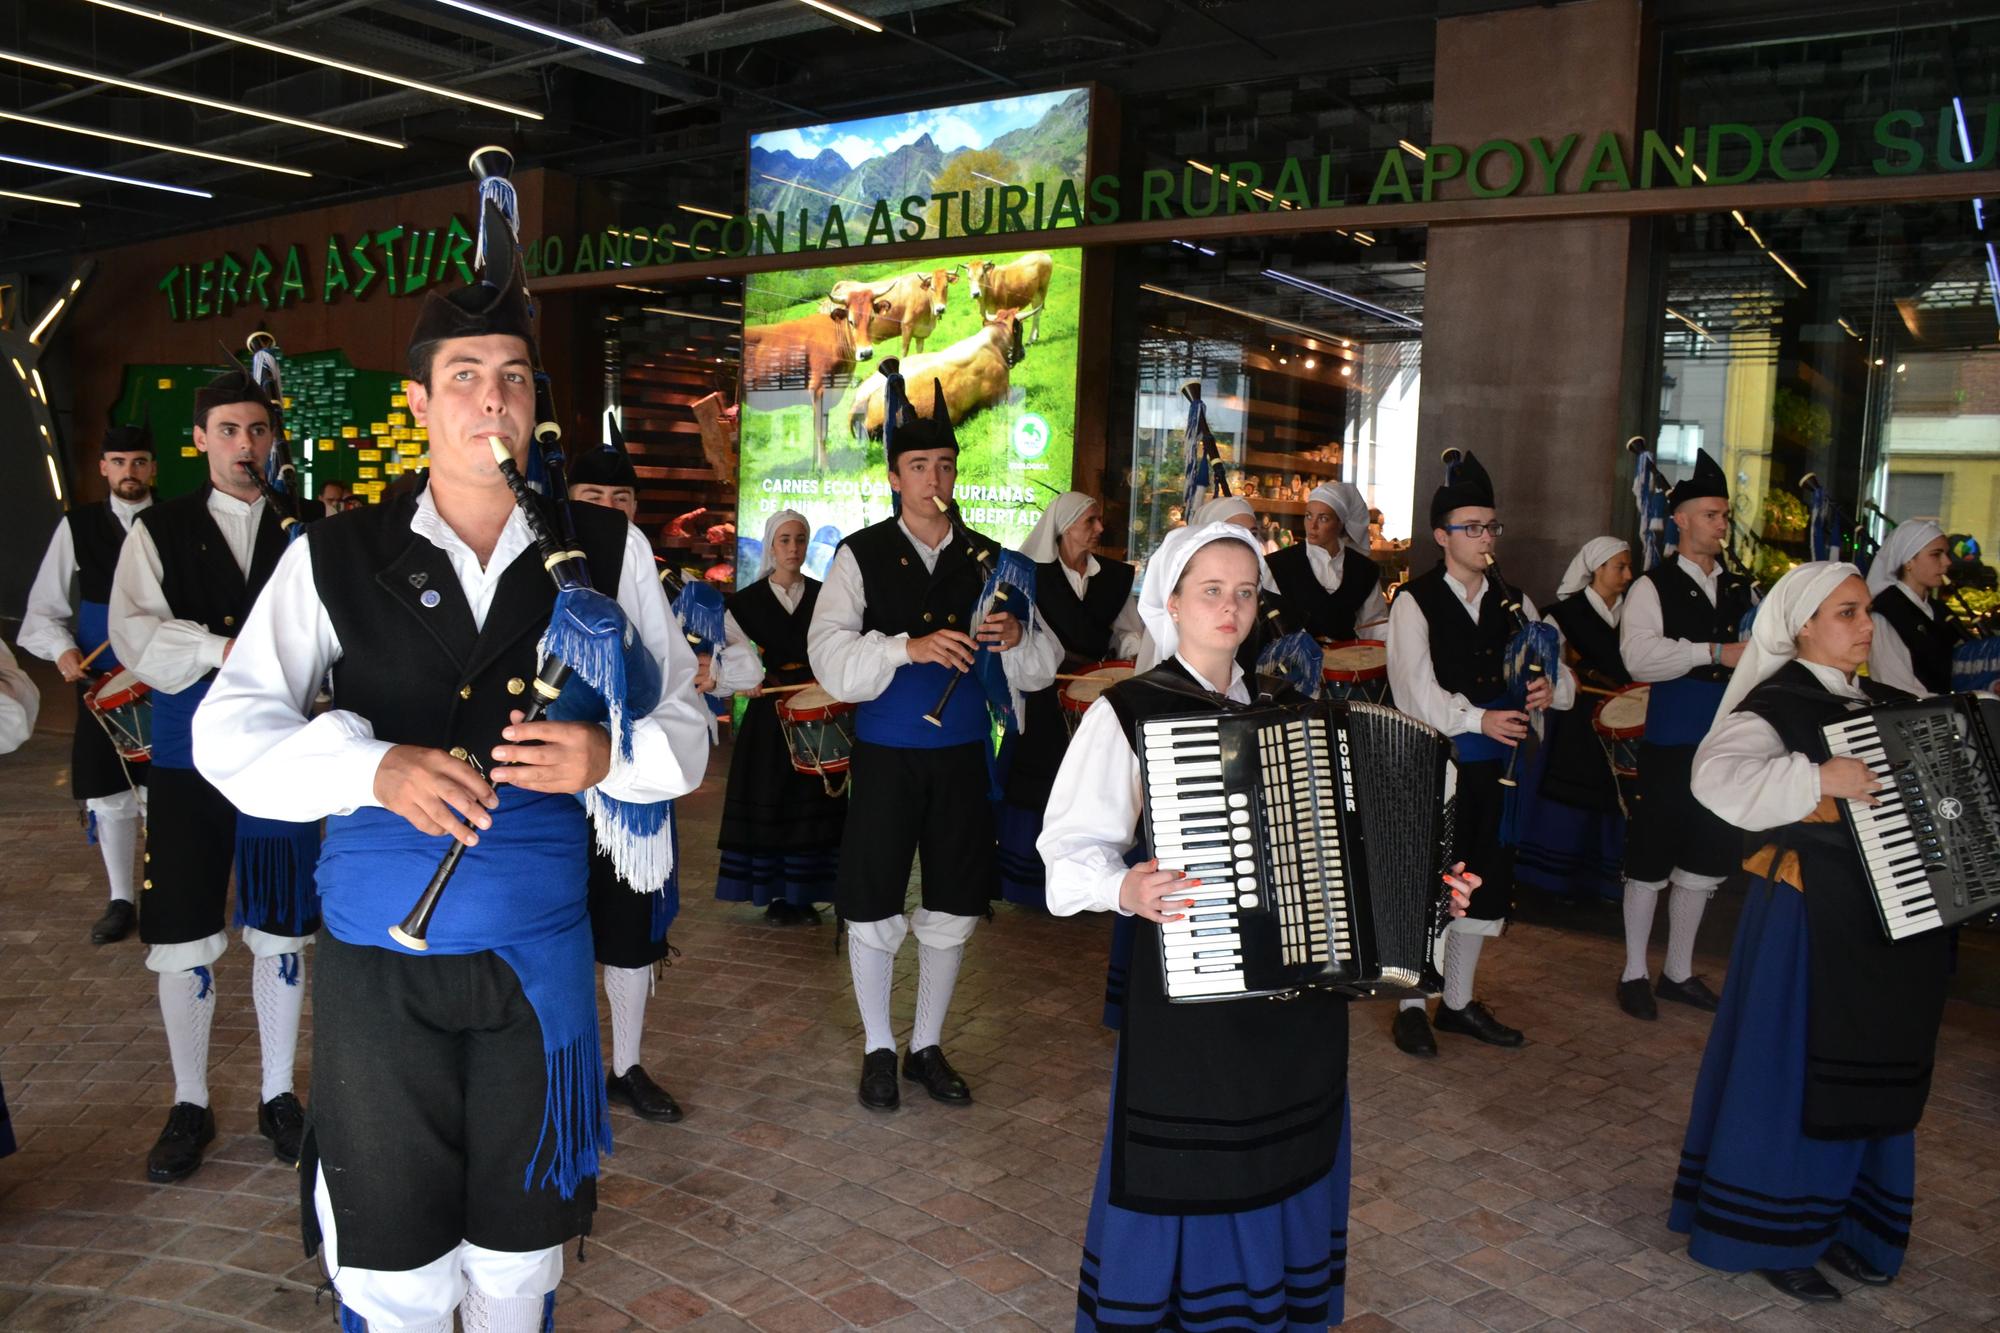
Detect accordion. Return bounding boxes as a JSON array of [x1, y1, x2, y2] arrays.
[[1139, 699, 1457, 1002], [1820, 692, 2000, 942]]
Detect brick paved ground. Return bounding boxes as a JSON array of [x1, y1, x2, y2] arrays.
[[2, 658, 1997, 1331]]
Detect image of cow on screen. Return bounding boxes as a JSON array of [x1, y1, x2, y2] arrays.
[[737, 245, 1080, 575]]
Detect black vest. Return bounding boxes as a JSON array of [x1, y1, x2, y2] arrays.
[[1095, 657, 1347, 1214], [1546, 593, 1631, 688], [307, 489, 628, 768], [840, 518, 996, 639], [135, 485, 288, 642], [1264, 542, 1380, 642], [1733, 662, 1948, 1139], [1871, 587, 1962, 695], [726, 577, 820, 687], [66, 501, 134, 603], [1401, 564, 1513, 704], [1034, 556, 1133, 666], [1646, 558, 1754, 684]]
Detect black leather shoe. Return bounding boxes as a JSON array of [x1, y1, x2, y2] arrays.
[[1391, 1007, 1437, 1057], [146, 1102, 216, 1183], [1758, 1267, 1840, 1302], [90, 899, 136, 946], [258, 1092, 305, 1165], [1617, 978, 1658, 1021], [858, 1048, 900, 1111], [1657, 974, 1721, 1012], [764, 900, 801, 925], [1822, 1242, 1892, 1286], [1433, 1001, 1525, 1047], [607, 1065, 684, 1123], [902, 1045, 971, 1105]]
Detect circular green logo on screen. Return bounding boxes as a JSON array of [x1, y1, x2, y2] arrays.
[[1013, 413, 1051, 460]]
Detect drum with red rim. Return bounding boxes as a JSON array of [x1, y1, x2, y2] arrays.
[[1319, 639, 1388, 704], [1591, 681, 1649, 785], [1059, 661, 1134, 734], [84, 667, 153, 763], [775, 683, 856, 796]]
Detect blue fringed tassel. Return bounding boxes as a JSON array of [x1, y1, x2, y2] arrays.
[[525, 1029, 611, 1198], [233, 815, 322, 934], [279, 952, 302, 987], [84, 810, 98, 847], [193, 966, 213, 1000]]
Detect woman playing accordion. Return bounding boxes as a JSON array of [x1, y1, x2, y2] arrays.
[[1672, 562, 1949, 1303], [714, 509, 847, 922], [1039, 522, 1475, 1332]]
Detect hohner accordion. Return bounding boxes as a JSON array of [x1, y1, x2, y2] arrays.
[[1139, 699, 1457, 1002], [1819, 692, 2000, 942]]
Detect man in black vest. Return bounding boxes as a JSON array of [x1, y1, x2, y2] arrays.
[[19, 420, 155, 944], [807, 375, 1057, 1112], [1264, 481, 1388, 642], [108, 372, 322, 1185], [1385, 451, 1572, 1057], [195, 239, 710, 1330], [1615, 448, 1751, 1020]]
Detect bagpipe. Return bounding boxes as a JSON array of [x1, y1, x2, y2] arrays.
[[1442, 447, 1559, 789], [670, 578, 733, 721], [230, 331, 306, 535], [1178, 379, 1230, 519], [389, 147, 670, 950], [1798, 472, 1878, 571], [1254, 629, 1324, 700]]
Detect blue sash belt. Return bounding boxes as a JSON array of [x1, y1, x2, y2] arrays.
[[318, 787, 608, 1198]]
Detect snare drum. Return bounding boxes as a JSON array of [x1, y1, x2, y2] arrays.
[[84, 667, 153, 763], [1059, 661, 1134, 734], [775, 683, 857, 796], [1320, 639, 1389, 704], [1591, 683, 1649, 779]]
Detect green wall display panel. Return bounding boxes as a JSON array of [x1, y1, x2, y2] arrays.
[[111, 350, 426, 503]]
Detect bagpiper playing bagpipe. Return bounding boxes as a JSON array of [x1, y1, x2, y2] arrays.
[[802, 355, 1058, 1114], [188, 145, 713, 1333]]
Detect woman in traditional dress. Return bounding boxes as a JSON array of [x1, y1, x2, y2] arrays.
[[1040, 521, 1474, 1331], [715, 510, 846, 923], [1517, 537, 1633, 901], [1671, 562, 1951, 1302], [994, 492, 1141, 909], [1865, 519, 1959, 698]]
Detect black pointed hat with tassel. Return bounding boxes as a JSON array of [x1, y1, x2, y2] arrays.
[[1429, 448, 1496, 527], [879, 357, 958, 466], [1667, 447, 1729, 510], [102, 406, 154, 455], [572, 411, 639, 489]]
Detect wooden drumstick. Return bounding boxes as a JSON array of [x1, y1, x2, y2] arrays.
[[744, 682, 817, 697], [1575, 683, 1625, 699], [78, 641, 113, 671]]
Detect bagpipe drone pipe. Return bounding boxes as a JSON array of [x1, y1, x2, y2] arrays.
[[389, 147, 671, 950]]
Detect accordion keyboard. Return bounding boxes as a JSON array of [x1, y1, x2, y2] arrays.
[[1145, 717, 1256, 998]]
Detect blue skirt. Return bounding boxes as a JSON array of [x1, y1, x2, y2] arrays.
[[995, 801, 1048, 910], [1668, 878, 1916, 1276], [1515, 798, 1624, 902], [1078, 1078, 1350, 1331], [714, 848, 838, 909]]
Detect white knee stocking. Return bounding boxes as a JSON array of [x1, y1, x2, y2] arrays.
[[1442, 931, 1484, 1011], [602, 964, 651, 1076], [250, 952, 304, 1102], [459, 1286, 551, 1333], [88, 793, 140, 904], [1664, 876, 1721, 983], [848, 936, 899, 1054], [159, 967, 215, 1108], [1621, 878, 1665, 982]]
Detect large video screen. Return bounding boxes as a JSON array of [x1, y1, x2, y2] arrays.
[[739, 90, 1088, 576]]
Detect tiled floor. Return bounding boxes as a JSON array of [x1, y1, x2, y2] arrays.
[[2, 661, 1997, 1331]]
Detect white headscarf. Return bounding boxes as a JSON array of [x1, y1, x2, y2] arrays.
[[1306, 481, 1370, 555], [756, 508, 810, 580], [1865, 519, 1944, 597], [1020, 491, 1098, 564], [1709, 561, 1861, 730], [1191, 494, 1256, 529], [1557, 536, 1630, 599], [1135, 522, 1270, 672]]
